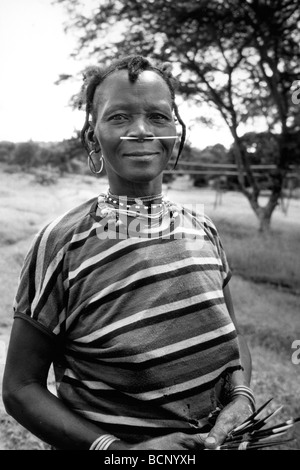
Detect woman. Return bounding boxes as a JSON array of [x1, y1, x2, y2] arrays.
[[2, 55, 253, 450]]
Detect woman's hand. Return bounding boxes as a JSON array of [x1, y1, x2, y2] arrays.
[[108, 397, 253, 451], [110, 432, 209, 451], [110, 397, 253, 451], [203, 396, 253, 449]]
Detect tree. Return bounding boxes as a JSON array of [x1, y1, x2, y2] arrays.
[[45, 134, 86, 174], [13, 141, 41, 169], [0, 141, 16, 163], [56, 0, 300, 231]]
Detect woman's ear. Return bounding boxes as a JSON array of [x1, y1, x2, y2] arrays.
[[84, 121, 100, 152]]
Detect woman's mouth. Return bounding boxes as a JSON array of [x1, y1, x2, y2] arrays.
[[123, 152, 160, 158]]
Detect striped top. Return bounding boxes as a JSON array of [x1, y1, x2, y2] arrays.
[[13, 194, 241, 443]]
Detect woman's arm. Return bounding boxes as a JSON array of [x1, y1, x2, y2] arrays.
[[2, 318, 116, 450], [203, 283, 253, 449], [223, 283, 252, 386]]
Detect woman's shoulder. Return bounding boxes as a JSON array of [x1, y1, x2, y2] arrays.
[[31, 196, 98, 257], [202, 213, 218, 235], [170, 198, 218, 233], [173, 200, 220, 244]]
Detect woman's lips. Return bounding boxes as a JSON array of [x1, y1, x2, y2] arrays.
[[123, 152, 159, 157]]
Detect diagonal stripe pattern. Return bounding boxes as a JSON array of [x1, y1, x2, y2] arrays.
[[13, 196, 242, 443]]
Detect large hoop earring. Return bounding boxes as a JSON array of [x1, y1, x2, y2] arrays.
[[88, 150, 104, 174]]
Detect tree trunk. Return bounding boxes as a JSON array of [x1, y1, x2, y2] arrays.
[[253, 185, 282, 233], [257, 209, 272, 233], [245, 196, 272, 233], [231, 130, 286, 233]]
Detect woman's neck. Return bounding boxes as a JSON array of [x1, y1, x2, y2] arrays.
[[107, 178, 163, 198]]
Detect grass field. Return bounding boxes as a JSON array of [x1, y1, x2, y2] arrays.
[[0, 166, 299, 450]]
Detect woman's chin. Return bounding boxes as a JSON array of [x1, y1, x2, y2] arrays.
[[120, 165, 167, 183], [126, 172, 163, 184]]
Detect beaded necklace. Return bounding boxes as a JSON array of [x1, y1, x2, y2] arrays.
[[105, 190, 166, 219], [107, 190, 163, 208], [97, 189, 180, 226]]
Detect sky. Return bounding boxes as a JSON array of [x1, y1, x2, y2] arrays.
[[0, 0, 234, 150]]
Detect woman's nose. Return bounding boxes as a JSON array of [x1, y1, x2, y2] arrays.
[[127, 116, 154, 139]]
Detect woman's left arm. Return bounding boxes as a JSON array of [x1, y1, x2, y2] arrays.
[[202, 283, 253, 449], [223, 283, 252, 386]]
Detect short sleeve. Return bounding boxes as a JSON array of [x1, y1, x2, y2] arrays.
[[13, 224, 67, 339], [203, 215, 232, 287]]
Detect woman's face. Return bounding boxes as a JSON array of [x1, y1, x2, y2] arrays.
[[91, 69, 177, 193]]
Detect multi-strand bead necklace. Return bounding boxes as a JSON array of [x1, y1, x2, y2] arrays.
[[97, 189, 180, 227]]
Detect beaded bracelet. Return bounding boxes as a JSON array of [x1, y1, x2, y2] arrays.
[[231, 385, 256, 412], [89, 434, 120, 450]]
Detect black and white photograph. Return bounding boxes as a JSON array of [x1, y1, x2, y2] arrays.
[[0, 0, 299, 452]]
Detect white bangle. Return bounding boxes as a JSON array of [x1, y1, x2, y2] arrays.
[[89, 434, 120, 450], [231, 385, 256, 412]]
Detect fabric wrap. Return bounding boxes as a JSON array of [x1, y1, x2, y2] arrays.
[[13, 196, 241, 443]]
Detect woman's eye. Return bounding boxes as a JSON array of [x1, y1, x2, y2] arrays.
[[150, 114, 168, 121], [109, 114, 128, 121]]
